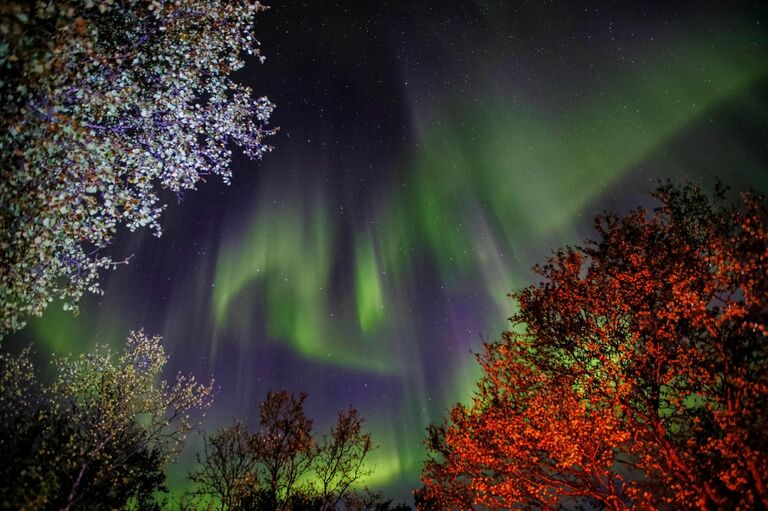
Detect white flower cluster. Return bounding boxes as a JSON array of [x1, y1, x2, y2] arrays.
[[0, 0, 276, 335]]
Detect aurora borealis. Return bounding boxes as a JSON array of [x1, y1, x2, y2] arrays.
[[7, 0, 768, 503]]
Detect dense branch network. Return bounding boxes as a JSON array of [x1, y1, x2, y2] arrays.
[[0, 331, 213, 510], [420, 183, 768, 510], [0, 0, 275, 335], [189, 391, 375, 511]]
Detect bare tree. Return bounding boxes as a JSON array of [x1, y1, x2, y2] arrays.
[[189, 421, 258, 511], [314, 407, 374, 511], [249, 391, 317, 506], [344, 489, 384, 511], [187, 392, 379, 510]]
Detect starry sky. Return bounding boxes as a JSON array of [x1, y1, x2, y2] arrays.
[[8, 0, 768, 503]]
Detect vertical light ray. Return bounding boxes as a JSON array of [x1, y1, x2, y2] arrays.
[[355, 232, 386, 333]]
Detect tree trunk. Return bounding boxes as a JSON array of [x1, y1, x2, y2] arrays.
[[63, 462, 88, 511]]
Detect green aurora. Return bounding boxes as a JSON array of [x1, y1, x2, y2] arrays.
[[12, 22, 768, 501]]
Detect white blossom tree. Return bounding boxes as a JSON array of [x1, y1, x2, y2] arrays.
[[0, 0, 276, 335]]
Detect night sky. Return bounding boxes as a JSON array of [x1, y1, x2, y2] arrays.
[[8, 0, 768, 503]]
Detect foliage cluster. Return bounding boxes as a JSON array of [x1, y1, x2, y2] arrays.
[[420, 183, 768, 510], [0, 0, 275, 335], [0, 331, 213, 510]]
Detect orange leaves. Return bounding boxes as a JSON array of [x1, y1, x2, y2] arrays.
[[422, 337, 632, 510], [420, 183, 768, 510], [72, 16, 88, 36]]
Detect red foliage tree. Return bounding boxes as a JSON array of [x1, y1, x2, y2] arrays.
[[420, 183, 768, 510]]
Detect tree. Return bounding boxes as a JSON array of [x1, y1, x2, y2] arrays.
[[0, 346, 61, 510], [314, 407, 374, 510], [188, 392, 377, 510], [412, 487, 442, 511], [420, 183, 768, 510], [251, 390, 317, 506], [0, 0, 275, 336], [344, 490, 413, 511], [0, 331, 214, 510], [343, 489, 384, 511], [189, 421, 259, 511]]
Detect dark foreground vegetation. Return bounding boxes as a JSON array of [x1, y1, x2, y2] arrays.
[[0, 335, 412, 510]]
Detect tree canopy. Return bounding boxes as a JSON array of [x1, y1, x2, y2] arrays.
[[189, 391, 375, 511], [420, 183, 768, 510], [0, 0, 275, 336], [0, 331, 213, 510]]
